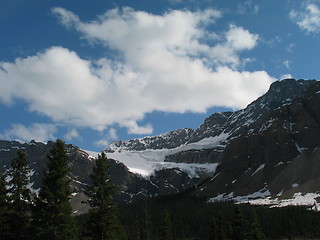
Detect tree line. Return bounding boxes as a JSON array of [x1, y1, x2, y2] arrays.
[[0, 139, 125, 240], [117, 193, 320, 240]]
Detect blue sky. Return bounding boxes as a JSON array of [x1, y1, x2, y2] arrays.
[[1, 0, 320, 151]]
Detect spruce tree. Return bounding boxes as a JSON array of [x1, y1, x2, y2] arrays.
[[83, 151, 126, 240], [160, 209, 174, 240], [248, 214, 266, 240], [0, 170, 10, 239], [7, 150, 32, 240], [232, 206, 249, 240], [33, 139, 76, 240], [216, 215, 231, 240], [209, 216, 218, 240]]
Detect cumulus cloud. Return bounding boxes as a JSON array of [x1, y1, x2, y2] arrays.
[[0, 123, 57, 142], [290, 2, 320, 33], [0, 7, 274, 135]]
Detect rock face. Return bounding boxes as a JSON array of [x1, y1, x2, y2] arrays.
[[194, 79, 320, 203]]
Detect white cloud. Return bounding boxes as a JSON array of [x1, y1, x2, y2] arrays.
[[121, 120, 154, 135], [94, 128, 118, 149], [281, 74, 293, 80], [94, 138, 109, 148], [237, 0, 260, 14], [108, 128, 118, 139], [283, 60, 291, 69], [0, 7, 274, 135], [0, 123, 57, 142], [290, 2, 320, 33], [286, 43, 295, 53], [64, 128, 81, 141]]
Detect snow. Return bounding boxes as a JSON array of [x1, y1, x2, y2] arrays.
[[258, 118, 276, 133], [295, 143, 308, 153], [0, 149, 10, 152], [104, 133, 229, 177], [274, 161, 284, 167], [248, 192, 320, 211], [292, 183, 299, 188], [251, 164, 265, 176], [107, 149, 219, 177], [84, 150, 100, 158], [208, 187, 271, 203]]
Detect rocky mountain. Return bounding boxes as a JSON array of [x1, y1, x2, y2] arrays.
[[1, 78, 320, 212], [106, 79, 320, 209]]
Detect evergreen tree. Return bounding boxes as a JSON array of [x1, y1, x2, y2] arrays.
[[232, 206, 249, 240], [160, 209, 174, 240], [7, 150, 32, 240], [209, 216, 218, 240], [0, 170, 10, 239], [83, 151, 126, 240], [248, 214, 266, 240], [33, 139, 76, 240], [216, 215, 232, 240]]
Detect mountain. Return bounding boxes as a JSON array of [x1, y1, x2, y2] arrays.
[[0, 140, 205, 214], [106, 78, 320, 209], [1, 78, 320, 212]]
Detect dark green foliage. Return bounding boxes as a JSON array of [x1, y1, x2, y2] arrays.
[[33, 139, 76, 240], [0, 170, 10, 239], [248, 213, 266, 240], [160, 209, 174, 240], [83, 152, 126, 240], [215, 215, 232, 240], [232, 206, 249, 240], [114, 192, 320, 240], [135, 201, 149, 240], [7, 150, 32, 240]]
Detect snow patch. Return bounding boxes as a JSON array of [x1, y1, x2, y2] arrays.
[[274, 161, 284, 167], [248, 192, 320, 211], [209, 187, 271, 203], [292, 183, 299, 188], [251, 164, 265, 176]]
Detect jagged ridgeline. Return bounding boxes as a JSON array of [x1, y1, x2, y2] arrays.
[[1, 79, 320, 213]]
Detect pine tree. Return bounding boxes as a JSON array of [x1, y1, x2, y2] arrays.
[[209, 216, 218, 240], [248, 214, 266, 240], [160, 209, 174, 240], [83, 151, 126, 240], [33, 139, 76, 240], [0, 170, 10, 238], [7, 150, 32, 240], [216, 215, 232, 240], [232, 206, 249, 240]]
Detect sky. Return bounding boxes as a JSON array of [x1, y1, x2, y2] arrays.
[[1, 0, 320, 152]]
